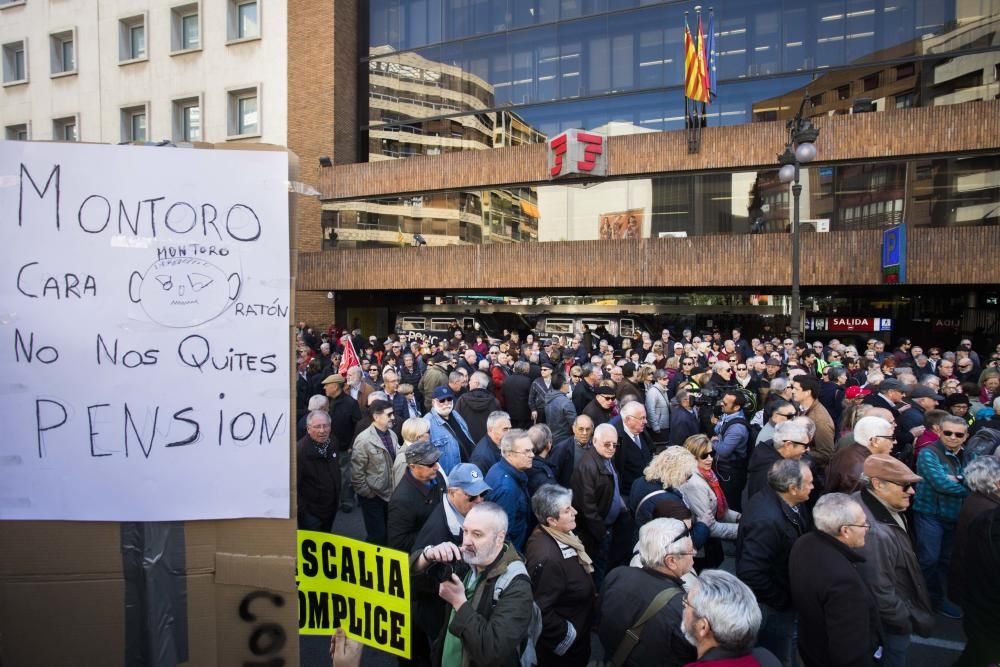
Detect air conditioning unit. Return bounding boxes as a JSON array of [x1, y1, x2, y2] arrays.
[[800, 219, 830, 232], [658, 231, 688, 238]]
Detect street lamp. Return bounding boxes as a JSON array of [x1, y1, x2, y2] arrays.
[[778, 95, 820, 343]]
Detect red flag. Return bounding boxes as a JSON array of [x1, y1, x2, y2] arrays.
[[339, 335, 360, 375]]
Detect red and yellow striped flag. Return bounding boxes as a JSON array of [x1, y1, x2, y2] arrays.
[[684, 16, 709, 103]]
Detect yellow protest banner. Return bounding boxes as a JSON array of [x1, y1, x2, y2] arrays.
[[297, 531, 411, 659]]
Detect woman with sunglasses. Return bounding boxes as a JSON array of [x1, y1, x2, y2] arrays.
[[680, 434, 741, 571]]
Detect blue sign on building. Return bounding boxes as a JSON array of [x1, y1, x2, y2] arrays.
[[882, 224, 906, 284]]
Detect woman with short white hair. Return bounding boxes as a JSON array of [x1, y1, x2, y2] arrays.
[[949, 456, 1000, 607]]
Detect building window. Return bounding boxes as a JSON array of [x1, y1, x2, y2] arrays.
[[6, 123, 29, 140], [172, 96, 201, 141], [2, 39, 27, 83], [836, 85, 850, 101], [53, 116, 78, 141], [809, 93, 823, 108], [895, 90, 916, 108], [227, 86, 260, 137], [50, 30, 76, 75], [862, 74, 879, 92], [228, 0, 259, 41], [119, 15, 147, 62], [171, 4, 200, 52], [895, 62, 915, 79], [121, 104, 148, 142]]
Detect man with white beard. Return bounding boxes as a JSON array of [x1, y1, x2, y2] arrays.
[[427, 385, 477, 475], [421, 502, 534, 667]]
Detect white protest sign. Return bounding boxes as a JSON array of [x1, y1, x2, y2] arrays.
[[0, 141, 291, 521]]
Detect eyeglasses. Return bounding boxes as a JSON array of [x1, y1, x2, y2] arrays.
[[843, 523, 871, 531], [514, 449, 535, 458], [873, 434, 896, 443], [736, 366, 747, 371], [465, 492, 485, 501], [884, 480, 916, 492], [669, 527, 691, 545], [775, 412, 797, 419], [941, 430, 967, 438], [682, 596, 696, 611], [699, 450, 714, 460], [785, 441, 810, 448]]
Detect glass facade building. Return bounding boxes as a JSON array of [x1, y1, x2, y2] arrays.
[[365, 0, 1000, 143], [325, 0, 1000, 248]]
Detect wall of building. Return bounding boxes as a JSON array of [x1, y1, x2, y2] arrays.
[[0, 0, 287, 144], [296, 225, 1000, 292]]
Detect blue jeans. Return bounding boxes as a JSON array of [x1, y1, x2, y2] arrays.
[[914, 511, 956, 606], [880, 632, 910, 667], [757, 603, 797, 667], [358, 495, 388, 546]]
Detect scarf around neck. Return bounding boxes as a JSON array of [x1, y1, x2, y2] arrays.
[[541, 525, 594, 574], [700, 468, 729, 520]]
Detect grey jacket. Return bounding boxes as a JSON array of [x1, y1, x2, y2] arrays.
[[351, 424, 399, 502], [644, 383, 671, 434], [680, 472, 741, 542], [544, 391, 577, 443], [852, 489, 934, 636]]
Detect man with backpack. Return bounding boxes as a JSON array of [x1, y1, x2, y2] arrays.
[[598, 519, 698, 667], [713, 390, 751, 512], [431, 501, 537, 667]]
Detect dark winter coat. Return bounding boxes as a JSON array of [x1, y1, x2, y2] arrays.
[[789, 531, 881, 667], [598, 567, 696, 667], [456, 388, 502, 443], [296, 435, 341, 522], [502, 373, 534, 427], [571, 447, 616, 556], [736, 485, 812, 610], [387, 469, 445, 553], [524, 527, 595, 664]]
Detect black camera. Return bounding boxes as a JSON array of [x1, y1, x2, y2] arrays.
[[690, 386, 722, 409], [426, 559, 471, 584]]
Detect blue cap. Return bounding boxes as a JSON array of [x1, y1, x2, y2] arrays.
[[447, 463, 491, 495], [433, 386, 455, 401]]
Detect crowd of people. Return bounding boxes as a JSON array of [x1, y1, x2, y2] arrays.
[[296, 321, 1000, 667]]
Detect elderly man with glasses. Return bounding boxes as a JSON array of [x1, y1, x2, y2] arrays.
[[852, 455, 933, 667], [572, 423, 626, 587], [913, 414, 971, 619], [789, 493, 881, 667], [825, 416, 895, 494], [745, 416, 811, 502], [484, 429, 535, 552], [598, 518, 698, 667]]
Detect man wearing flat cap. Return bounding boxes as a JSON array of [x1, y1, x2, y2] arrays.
[[899, 385, 945, 433], [853, 454, 933, 666], [388, 440, 446, 554], [582, 385, 616, 427]]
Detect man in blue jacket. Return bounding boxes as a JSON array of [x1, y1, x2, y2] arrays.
[[485, 429, 534, 552]]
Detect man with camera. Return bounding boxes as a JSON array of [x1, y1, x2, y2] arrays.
[[419, 502, 535, 667], [712, 389, 751, 512], [409, 464, 492, 666]]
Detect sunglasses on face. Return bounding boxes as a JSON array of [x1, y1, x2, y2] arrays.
[[885, 480, 916, 492], [941, 430, 967, 438], [736, 366, 747, 371], [698, 450, 714, 460]]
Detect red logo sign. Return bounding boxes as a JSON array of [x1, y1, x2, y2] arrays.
[[576, 132, 603, 173], [547, 129, 608, 179]]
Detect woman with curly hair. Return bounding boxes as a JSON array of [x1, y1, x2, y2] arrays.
[[628, 445, 697, 528]]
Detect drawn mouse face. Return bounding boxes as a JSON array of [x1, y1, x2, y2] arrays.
[[129, 257, 241, 328]]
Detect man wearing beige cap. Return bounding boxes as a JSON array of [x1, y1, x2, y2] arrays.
[[853, 454, 933, 667]]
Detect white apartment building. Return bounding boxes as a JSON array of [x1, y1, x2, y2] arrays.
[[0, 0, 287, 146]]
